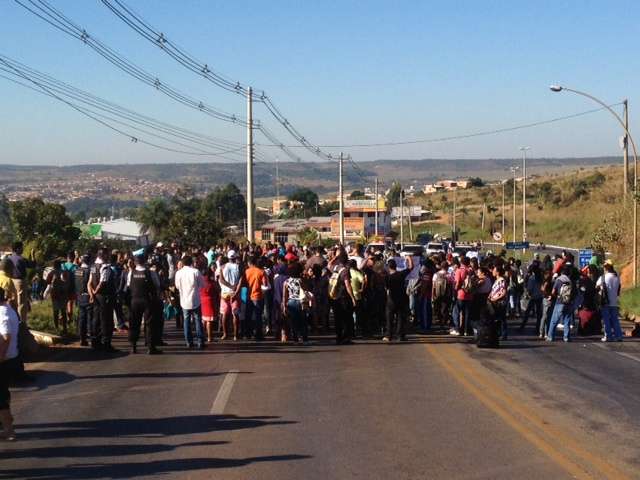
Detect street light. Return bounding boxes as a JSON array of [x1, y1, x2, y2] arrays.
[[519, 146, 531, 254], [550, 84, 639, 286], [510, 166, 520, 243]]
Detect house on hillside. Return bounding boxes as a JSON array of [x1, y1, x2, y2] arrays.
[[99, 219, 150, 246]]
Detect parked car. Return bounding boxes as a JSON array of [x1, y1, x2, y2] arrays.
[[426, 242, 446, 256]]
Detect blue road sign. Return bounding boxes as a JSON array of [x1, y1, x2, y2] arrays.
[[579, 249, 593, 268], [505, 241, 530, 250]]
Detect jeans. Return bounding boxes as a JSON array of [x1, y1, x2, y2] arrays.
[[547, 302, 572, 341], [183, 307, 204, 347], [521, 297, 543, 331], [418, 297, 433, 331], [76, 302, 92, 342], [287, 299, 308, 342], [452, 299, 472, 335], [601, 306, 623, 340], [245, 299, 264, 340], [540, 298, 554, 337]]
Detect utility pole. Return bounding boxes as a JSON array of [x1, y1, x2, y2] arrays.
[[452, 188, 457, 246], [339, 152, 345, 245], [400, 186, 405, 249], [408, 203, 414, 242], [481, 202, 486, 238], [624, 100, 629, 196], [520, 146, 530, 254], [510, 166, 519, 243], [246, 87, 255, 243], [374, 177, 379, 237], [275, 155, 280, 202], [502, 180, 506, 239]]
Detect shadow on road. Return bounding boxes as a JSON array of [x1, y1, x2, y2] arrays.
[[14, 414, 297, 440], [0, 454, 312, 479], [0, 440, 228, 460]]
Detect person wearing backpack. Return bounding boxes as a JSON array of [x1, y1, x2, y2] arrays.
[[46, 259, 71, 335], [73, 255, 93, 347], [432, 261, 451, 326], [596, 261, 623, 342], [546, 265, 575, 342], [328, 247, 356, 345]]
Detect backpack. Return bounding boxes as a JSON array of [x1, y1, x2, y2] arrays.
[[433, 272, 449, 300], [558, 281, 573, 305], [406, 277, 420, 296], [50, 270, 69, 299], [597, 276, 609, 307], [329, 267, 346, 300], [462, 272, 479, 295]]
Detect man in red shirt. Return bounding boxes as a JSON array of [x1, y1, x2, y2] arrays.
[[451, 256, 474, 336]]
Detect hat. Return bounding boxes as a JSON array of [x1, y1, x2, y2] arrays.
[[156, 242, 164, 248], [228, 249, 237, 259], [604, 259, 614, 267]]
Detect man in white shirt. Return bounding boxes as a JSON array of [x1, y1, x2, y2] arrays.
[[596, 261, 623, 342], [174, 255, 205, 349], [0, 287, 19, 441], [218, 251, 241, 340]]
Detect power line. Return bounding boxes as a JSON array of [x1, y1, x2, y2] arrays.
[[0, 56, 245, 159], [259, 103, 625, 149], [0, 55, 245, 152], [100, 0, 337, 162], [14, 0, 301, 163], [15, 0, 246, 125]]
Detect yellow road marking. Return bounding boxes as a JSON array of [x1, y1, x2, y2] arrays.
[[427, 343, 632, 480]]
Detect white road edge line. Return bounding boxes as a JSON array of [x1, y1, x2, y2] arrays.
[[210, 370, 239, 415], [594, 342, 640, 363]]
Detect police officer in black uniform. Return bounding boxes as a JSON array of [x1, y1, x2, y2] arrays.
[[73, 254, 93, 347], [127, 255, 162, 354], [89, 249, 118, 352]]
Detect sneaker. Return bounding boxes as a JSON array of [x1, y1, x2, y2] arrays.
[[1, 431, 16, 441], [382, 336, 391, 342], [563, 338, 571, 343], [601, 336, 609, 342], [449, 330, 460, 336]]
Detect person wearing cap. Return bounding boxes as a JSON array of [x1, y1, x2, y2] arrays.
[[597, 260, 623, 342], [73, 254, 93, 346]]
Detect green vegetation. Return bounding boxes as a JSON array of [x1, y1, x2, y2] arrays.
[[619, 287, 640, 318], [28, 299, 77, 336]]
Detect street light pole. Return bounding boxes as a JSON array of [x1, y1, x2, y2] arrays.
[[502, 179, 506, 239], [510, 166, 519, 244], [520, 146, 531, 254], [550, 85, 639, 286]]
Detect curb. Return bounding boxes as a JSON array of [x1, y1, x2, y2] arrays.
[[29, 329, 65, 346]]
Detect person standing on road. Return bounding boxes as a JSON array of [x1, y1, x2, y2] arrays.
[[452, 257, 474, 336], [329, 247, 356, 345], [175, 255, 205, 349], [597, 261, 623, 342], [244, 256, 268, 341], [73, 255, 93, 347], [0, 287, 19, 441], [282, 262, 310, 344], [127, 255, 162, 354], [8, 242, 35, 325], [219, 253, 241, 341], [489, 265, 508, 340], [547, 265, 575, 342], [46, 259, 70, 335], [88, 250, 118, 352], [540, 269, 555, 339], [200, 263, 220, 344], [383, 255, 414, 342], [519, 264, 543, 333]]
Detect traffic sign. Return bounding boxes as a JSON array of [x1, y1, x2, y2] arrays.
[[579, 249, 593, 268], [505, 241, 530, 250]]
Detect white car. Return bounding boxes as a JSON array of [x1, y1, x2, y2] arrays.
[[426, 242, 446, 256]]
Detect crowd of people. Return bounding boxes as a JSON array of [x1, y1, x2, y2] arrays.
[[0, 239, 626, 442]]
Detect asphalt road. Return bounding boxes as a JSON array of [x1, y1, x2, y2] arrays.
[[2, 324, 639, 480]]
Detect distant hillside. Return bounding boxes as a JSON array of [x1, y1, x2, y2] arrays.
[[0, 156, 619, 199]]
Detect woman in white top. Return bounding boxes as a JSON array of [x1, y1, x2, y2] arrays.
[[0, 286, 19, 441]]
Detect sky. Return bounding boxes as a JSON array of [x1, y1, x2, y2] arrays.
[[0, 0, 638, 166]]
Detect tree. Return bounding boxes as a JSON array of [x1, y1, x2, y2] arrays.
[[468, 177, 484, 187], [288, 188, 319, 217], [0, 195, 13, 248], [136, 198, 170, 239], [387, 181, 402, 208], [204, 183, 246, 223], [10, 198, 80, 261]]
